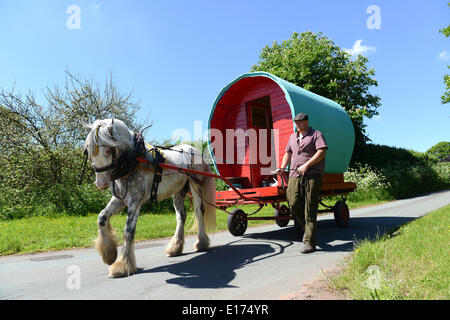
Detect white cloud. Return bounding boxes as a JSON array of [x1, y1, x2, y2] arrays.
[[438, 51, 450, 61], [344, 40, 376, 57]]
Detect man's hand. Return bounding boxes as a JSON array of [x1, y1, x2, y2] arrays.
[[297, 164, 309, 176], [297, 148, 326, 176], [275, 168, 285, 175]]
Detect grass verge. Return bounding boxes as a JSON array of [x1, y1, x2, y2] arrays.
[[0, 204, 275, 255], [0, 198, 382, 256], [331, 204, 450, 300]]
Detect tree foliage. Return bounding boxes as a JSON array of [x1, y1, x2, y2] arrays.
[[0, 71, 147, 216], [426, 141, 450, 161], [439, 3, 450, 104], [251, 31, 381, 150]]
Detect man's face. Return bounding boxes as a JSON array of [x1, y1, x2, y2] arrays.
[[295, 120, 308, 133]]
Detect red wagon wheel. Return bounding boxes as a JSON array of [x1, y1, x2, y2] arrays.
[[274, 204, 290, 228], [333, 200, 350, 227], [227, 208, 248, 236]]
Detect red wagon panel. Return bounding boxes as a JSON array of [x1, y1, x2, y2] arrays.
[[209, 76, 292, 188]]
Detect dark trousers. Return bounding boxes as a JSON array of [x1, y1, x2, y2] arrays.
[[287, 174, 322, 246]]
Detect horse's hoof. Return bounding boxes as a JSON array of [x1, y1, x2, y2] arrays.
[[165, 237, 184, 257], [165, 250, 182, 257], [108, 259, 136, 278], [95, 231, 118, 265], [108, 270, 125, 278], [193, 239, 209, 252]]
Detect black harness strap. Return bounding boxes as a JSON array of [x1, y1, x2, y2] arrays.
[[148, 146, 166, 205]]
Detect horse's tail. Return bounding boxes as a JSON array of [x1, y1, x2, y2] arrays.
[[189, 163, 217, 234], [202, 174, 216, 233]]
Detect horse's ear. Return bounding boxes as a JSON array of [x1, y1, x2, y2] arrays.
[[81, 121, 92, 134], [107, 120, 114, 139]]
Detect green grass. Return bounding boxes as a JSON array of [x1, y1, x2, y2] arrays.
[[0, 198, 378, 256], [331, 204, 450, 300], [0, 204, 275, 255]]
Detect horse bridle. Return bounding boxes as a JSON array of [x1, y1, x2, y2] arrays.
[[80, 119, 169, 203], [89, 119, 119, 175], [79, 125, 118, 184], [79, 119, 150, 198]]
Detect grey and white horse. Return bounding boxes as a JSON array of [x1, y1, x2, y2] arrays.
[[83, 119, 216, 278]]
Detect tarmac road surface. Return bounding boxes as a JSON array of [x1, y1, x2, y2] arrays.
[[0, 190, 449, 300]]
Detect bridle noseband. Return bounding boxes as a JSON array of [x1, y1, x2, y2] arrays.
[[91, 148, 118, 174]]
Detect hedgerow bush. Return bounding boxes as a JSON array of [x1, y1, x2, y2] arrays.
[[0, 182, 110, 220], [345, 162, 449, 202], [344, 164, 392, 202], [345, 143, 450, 202]]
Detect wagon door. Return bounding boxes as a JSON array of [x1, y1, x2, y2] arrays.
[[246, 96, 275, 187]]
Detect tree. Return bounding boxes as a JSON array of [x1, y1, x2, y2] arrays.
[[439, 3, 450, 104], [0, 70, 147, 189], [251, 31, 381, 151], [426, 141, 450, 161]]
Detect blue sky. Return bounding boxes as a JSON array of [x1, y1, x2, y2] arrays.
[[0, 0, 448, 152]]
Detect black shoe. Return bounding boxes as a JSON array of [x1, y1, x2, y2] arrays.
[[301, 243, 316, 254]]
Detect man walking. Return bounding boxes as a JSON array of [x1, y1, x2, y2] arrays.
[[277, 113, 328, 253]]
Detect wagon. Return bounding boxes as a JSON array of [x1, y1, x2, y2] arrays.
[[206, 72, 357, 236]]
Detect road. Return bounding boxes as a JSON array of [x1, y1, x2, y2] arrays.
[[0, 190, 449, 300]]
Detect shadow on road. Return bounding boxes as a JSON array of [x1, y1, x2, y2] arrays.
[[139, 215, 415, 289], [140, 239, 293, 289], [246, 215, 416, 252]]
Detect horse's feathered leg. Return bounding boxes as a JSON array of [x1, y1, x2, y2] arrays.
[[109, 202, 140, 278], [189, 181, 210, 252], [95, 197, 125, 265], [165, 181, 189, 257]]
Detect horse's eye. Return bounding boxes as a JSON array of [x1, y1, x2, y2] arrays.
[[103, 148, 112, 156]]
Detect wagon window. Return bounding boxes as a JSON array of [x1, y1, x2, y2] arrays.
[[251, 106, 268, 128]]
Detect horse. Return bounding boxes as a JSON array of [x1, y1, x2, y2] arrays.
[[83, 118, 216, 278]]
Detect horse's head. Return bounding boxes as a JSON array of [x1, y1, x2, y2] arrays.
[[83, 119, 134, 190]]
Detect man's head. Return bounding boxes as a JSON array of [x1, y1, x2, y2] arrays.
[[294, 113, 309, 134]]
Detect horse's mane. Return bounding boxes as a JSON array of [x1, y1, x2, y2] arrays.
[[83, 119, 134, 156]]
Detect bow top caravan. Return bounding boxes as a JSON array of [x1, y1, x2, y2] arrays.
[[207, 71, 355, 189]]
